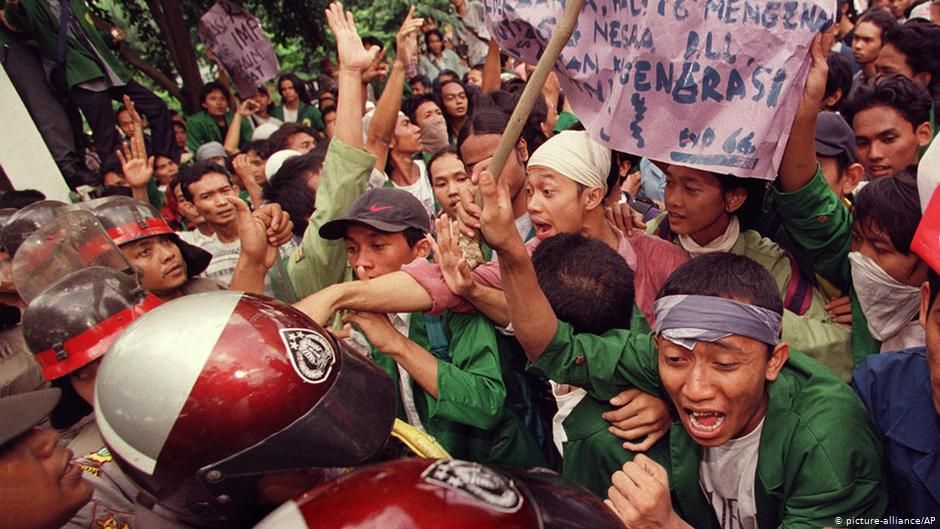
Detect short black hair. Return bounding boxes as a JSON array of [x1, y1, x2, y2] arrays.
[[268, 123, 317, 152], [404, 93, 443, 123], [658, 253, 784, 316], [882, 19, 940, 102], [403, 227, 426, 248], [428, 145, 460, 178], [243, 139, 273, 160], [843, 74, 932, 133], [853, 169, 920, 255], [532, 233, 635, 334], [409, 74, 432, 89], [320, 104, 337, 118], [825, 52, 854, 112], [199, 81, 230, 106], [856, 7, 897, 35], [361, 35, 384, 51], [178, 161, 232, 201], [264, 146, 326, 237], [457, 108, 509, 153], [424, 28, 444, 44]]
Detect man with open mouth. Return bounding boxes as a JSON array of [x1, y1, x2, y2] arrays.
[[475, 161, 888, 528]]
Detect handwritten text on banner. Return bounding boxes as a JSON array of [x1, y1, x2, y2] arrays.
[[199, 0, 279, 98], [485, 0, 834, 179]]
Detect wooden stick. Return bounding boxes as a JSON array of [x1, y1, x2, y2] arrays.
[[487, 0, 586, 181]]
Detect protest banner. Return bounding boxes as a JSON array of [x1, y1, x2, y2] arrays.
[[199, 0, 280, 98], [485, 0, 835, 179]]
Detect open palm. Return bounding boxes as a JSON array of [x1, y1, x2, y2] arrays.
[[326, 2, 378, 72]]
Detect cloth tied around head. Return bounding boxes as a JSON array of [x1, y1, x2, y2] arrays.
[[653, 295, 782, 349], [527, 130, 611, 191]]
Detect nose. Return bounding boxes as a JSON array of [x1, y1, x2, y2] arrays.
[[25, 428, 60, 458], [681, 361, 717, 403], [867, 142, 884, 161], [349, 250, 373, 272]]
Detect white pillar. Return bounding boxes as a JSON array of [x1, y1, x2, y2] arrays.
[[0, 66, 72, 202]]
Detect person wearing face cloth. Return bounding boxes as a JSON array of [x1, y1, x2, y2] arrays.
[[775, 33, 929, 362], [852, 191, 940, 521]]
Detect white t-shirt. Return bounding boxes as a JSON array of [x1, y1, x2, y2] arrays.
[[699, 418, 764, 529], [370, 160, 436, 222], [283, 107, 298, 123], [178, 229, 241, 283]]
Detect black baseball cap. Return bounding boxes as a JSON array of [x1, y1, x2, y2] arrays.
[[0, 388, 60, 446], [320, 188, 430, 240], [815, 112, 857, 164]]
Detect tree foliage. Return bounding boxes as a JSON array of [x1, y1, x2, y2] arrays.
[[86, 0, 456, 110]]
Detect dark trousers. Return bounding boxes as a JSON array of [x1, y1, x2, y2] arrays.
[[2, 42, 85, 180], [70, 80, 180, 166]]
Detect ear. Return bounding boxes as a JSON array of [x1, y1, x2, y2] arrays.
[[413, 237, 432, 258], [515, 137, 529, 164], [582, 186, 606, 211], [841, 163, 865, 196], [232, 183, 241, 195], [915, 121, 934, 148], [920, 280, 931, 330], [914, 71, 933, 91], [764, 343, 790, 382], [823, 88, 844, 110], [723, 187, 748, 214]]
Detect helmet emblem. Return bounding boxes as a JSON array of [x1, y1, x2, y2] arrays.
[[421, 460, 524, 513], [279, 328, 336, 384]]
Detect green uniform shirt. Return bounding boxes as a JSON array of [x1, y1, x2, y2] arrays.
[[530, 321, 887, 528], [286, 138, 375, 298], [185, 110, 252, 153], [5, 0, 130, 88], [769, 166, 881, 364], [370, 311, 546, 467], [647, 214, 853, 380], [272, 102, 324, 131]]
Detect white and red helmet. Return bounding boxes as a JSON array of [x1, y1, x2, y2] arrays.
[[95, 291, 397, 528], [254, 458, 625, 529]]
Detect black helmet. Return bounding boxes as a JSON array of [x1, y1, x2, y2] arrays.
[[0, 200, 67, 256], [23, 266, 161, 381]]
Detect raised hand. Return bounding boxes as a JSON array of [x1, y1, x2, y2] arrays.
[[231, 195, 279, 268], [326, 2, 380, 73], [799, 28, 836, 112], [477, 168, 521, 252], [428, 215, 476, 298], [115, 127, 153, 190], [395, 6, 424, 68]]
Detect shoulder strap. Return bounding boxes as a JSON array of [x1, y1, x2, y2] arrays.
[[783, 253, 813, 316], [422, 313, 450, 362]]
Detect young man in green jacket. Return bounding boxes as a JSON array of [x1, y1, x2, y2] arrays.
[[3, 0, 179, 167], [272, 73, 325, 132], [474, 134, 887, 528], [774, 32, 931, 362], [186, 81, 253, 153]]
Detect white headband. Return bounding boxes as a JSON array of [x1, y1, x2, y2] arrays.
[[528, 130, 611, 191]]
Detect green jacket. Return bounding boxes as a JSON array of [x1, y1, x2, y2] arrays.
[[531, 321, 887, 529], [185, 110, 252, 153], [4, 0, 130, 88], [647, 214, 854, 380], [558, 308, 653, 497], [286, 139, 374, 298], [272, 102, 324, 131], [768, 167, 881, 364], [370, 311, 547, 467]]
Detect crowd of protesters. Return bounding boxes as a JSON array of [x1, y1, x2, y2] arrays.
[[2, 0, 940, 527]]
